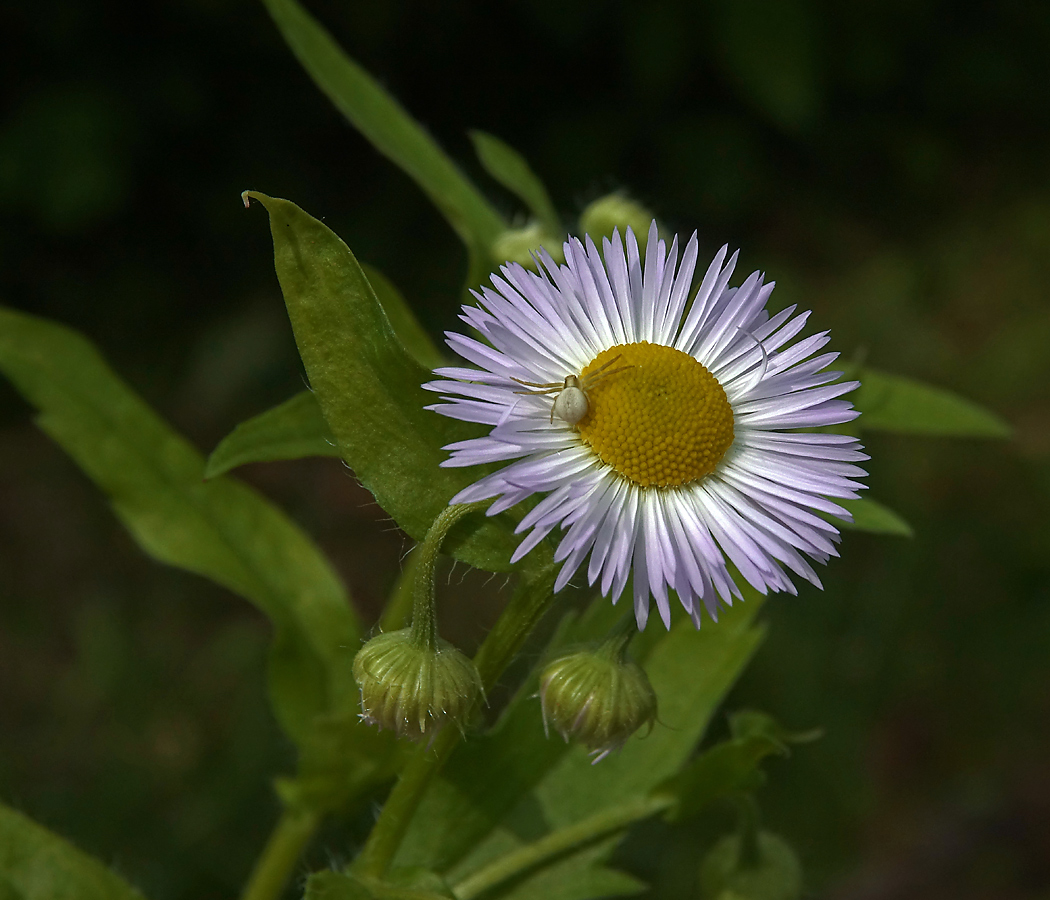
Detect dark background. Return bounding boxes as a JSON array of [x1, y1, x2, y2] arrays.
[[2, 1, 1050, 897]]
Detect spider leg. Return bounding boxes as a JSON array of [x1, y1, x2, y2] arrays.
[[514, 387, 560, 396], [581, 354, 623, 380], [512, 376, 564, 389], [581, 363, 634, 391]]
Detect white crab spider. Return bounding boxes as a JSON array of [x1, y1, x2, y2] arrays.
[[512, 355, 632, 425]]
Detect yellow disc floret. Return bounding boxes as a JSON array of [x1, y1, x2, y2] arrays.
[[577, 342, 734, 488]]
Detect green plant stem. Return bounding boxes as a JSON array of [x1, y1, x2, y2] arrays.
[[737, 793, 762, 869], [409, 501, 488, 650], [596, 611, 640, 663], [353, 560, 558, 879], [453, 794, 673, 900], [241, 807, 322, 900]]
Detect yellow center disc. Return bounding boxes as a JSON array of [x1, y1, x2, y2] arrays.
[[577, 342, 734, 488]]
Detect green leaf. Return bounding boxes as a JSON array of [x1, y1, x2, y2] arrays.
[[245, 191, 528, 574], [304, 869, 454, 900], [659, 737, 785, 824], [362, 263, 446, 372], [658, 710, 821, 822], [727, 709, 821, 745], [204, 262, 444, 477], [260, 0, 505, 254], [0, 801, 145, 900], [469, 131, 560, 235], [854, 367, 1011, 438], [205, 390, 338, 478], [0, 876, 23, 900], [0, 306, 359, 747], [838, 496, 913, 538]]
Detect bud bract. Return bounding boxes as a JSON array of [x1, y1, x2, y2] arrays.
[[699, 831, 803, 900], [539, 646, 657, 762], [578, 194, 656, 249], [491, 222, 563, 267], [353, 629, 481, 742]]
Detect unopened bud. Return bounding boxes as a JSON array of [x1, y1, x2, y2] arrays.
[[353, 629, 481, 742], [539, 645, 657, 762], [699, 831, 803, 900], [578, 194, 656, 249], [491, 222, 564, 267]]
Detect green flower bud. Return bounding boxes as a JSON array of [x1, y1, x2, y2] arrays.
[[539, 643, 657, 762], [578, 193, 656, 249], [698, 831, 803, 900], [491, 221, 564, 267], [353, 629, 481, 742]]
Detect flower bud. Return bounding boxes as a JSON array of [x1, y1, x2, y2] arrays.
[[353, 629, 481, 742], [698, 831, 802, 900], [491, 222, 564, 267], [539, 646, 657, 762], [578, 194, 656, 249]]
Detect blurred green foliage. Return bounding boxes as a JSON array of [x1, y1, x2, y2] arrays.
[[1, 0, 1049, 898]]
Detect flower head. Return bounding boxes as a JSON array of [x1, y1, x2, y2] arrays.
[[425, 223, 867, 628], [539, 642, 657, 763], [353, 629, 481, 741]]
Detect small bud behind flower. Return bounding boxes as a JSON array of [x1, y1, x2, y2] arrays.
[[492, 222, 563, 267], [539, 642, 657, 763], [699, 831, 803, 900], [353, 629, 481, 742], [578, 193, 657, 250]]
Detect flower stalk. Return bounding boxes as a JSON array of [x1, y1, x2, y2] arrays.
[[351, 507, 558, 878], [240, 807, 322, 900]]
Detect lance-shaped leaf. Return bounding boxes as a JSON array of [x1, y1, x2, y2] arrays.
[[0, 306, 359, 746], [205, 262, 444, 477], [469, 131, 560, 236], [245, 191, 527, 573], [205, 389, 338, 478], [837, 496, 913, 537], [362, 263, 446, 371], [261, 0, 505, 254], [854, 367, 1011, 438], [0, 801, 145, 900]]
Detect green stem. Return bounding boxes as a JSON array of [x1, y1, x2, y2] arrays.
[[453, 794, 673, 900], [353, 559, 558, 879], [595, 611, 639, 663], [241, 807, 322, 900], [737, 794, 762, 869], [472, 561, 558, 687], [409, 501, 487, 650]]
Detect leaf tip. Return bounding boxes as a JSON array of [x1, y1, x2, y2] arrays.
[[241, 189, 267, 209], [202, 455, 224, 480]]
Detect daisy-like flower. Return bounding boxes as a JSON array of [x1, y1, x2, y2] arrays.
[[424, 222, 867, 629]]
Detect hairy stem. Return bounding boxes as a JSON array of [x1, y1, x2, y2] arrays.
[[410, 501, 488, 650], [352, 558, 558, 879], [241, 807, 322, 900]]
